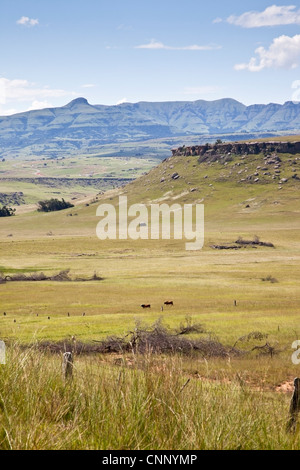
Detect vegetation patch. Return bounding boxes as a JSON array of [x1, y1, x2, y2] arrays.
[[0, 206, 15, 217], [261, 275, 279, 284], [0, 269, 104, 284], [37, 198, 74, 213], [211, 244, 242, 250], [231, 332, 280, 358], [31, 320, 239, 359], [235, 236, 275, 248]]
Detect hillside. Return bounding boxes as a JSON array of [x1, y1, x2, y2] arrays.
[[1, 98, 300, 159], [109, 140, 300, 233], [0, 139, 299, 350], [1, 140, 299, 241]]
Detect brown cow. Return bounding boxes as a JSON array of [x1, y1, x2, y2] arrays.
[[141, 304, 151, 309], [164, 301, 174, 306]]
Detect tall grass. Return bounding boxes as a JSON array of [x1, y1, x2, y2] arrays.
[[0, 346, 299, 450]]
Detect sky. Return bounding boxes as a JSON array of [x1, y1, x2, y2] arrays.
[[1, 0, 300, 115]]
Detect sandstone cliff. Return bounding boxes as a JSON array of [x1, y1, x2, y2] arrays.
[[172, 141, 300, 159]]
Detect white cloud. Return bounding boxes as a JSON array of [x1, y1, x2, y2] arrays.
[[0, 77, 76, 115], [0, 81, 6, 104], [116, 97, 128, 105], [81, 84, 96, 88], [27, 100, 53, 111], [227, 5, 300, 28], [235, 34, 300, 71], [135, 39, 221, 51], [184, 86, 222, 95], [17, 16, 39, 27], [0, 78, 76, 101], [292, 79, 300, 89], [213, 18, 223, 24], [117, 24, 132, 31], [0, 108, 19, 116], [292, 80, 300, 102]]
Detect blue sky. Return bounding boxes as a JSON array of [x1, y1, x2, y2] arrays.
[[1, 0, 300, 114]]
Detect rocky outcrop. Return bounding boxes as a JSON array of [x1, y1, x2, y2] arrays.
[[172, 141, 300, 158]]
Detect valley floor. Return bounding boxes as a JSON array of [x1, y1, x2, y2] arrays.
[[0, 148, 300, 449]]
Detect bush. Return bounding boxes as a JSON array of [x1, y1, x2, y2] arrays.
[[37, 198, 74, 213], [262, 275, 278, 284], [0, 206, 15, 217]]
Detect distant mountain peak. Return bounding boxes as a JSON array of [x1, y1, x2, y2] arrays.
[[65, 97, 89, 108]]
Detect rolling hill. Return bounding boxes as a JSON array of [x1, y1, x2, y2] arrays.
[[1, 138, 299, 239], [1, 98, 300, 159]]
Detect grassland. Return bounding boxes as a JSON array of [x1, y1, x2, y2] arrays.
[[1, 346, 300, 450], [0, 155, 159, 209], [0, 146, 300, 449]]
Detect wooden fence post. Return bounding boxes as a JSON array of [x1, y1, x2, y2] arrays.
[[62, 352, 73, 381], [287, 378, 300, 432]]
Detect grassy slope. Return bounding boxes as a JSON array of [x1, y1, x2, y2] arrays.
[[1, 143, 300, 449], [0, 147, 299, 346]]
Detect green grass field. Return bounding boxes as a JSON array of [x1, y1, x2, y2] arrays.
[[0, 145, 300, 449], [1, 346, 300, 450], [0, 155, 159, 208]]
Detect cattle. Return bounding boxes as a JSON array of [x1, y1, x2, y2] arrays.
[[141, 304, 151, 309], [164, 301, 174, 306]]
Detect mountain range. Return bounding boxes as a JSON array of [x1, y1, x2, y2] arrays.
[[1, 97, 300, 159]]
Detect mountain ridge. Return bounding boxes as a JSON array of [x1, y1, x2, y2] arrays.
[[1, 97, 300, 159]]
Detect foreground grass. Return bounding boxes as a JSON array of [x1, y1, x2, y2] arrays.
[[0, 346, 299, 450]]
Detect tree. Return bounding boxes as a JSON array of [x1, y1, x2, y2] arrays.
[[37, 198, 74, 213], [0, 206, 16, 217]]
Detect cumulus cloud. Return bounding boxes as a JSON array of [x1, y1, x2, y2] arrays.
[[227, 5, 300, 28], [27, 100, 53, 111], [0, 81, 6, 104], [17, 16, 39, 27], [0, 108, 19, 116], [292, 80, 300, 102], [235, 34, 300, 71], [135, 39, 221, 51], [0, 78, 75, 101], [0, 77, 76, 115], [116, 97, 128, 105]]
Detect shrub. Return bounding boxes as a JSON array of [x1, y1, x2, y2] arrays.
[[262, 275, 278, 284], [0, 206, 15, 217], [37, 198, 74, 213]]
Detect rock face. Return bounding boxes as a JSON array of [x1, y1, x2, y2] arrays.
[[172, 141, 300, 158]]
